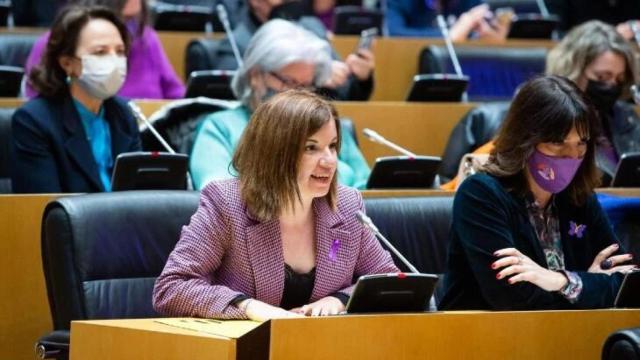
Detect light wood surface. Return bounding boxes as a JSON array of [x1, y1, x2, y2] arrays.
[[70, 320, 239, 360], [2, 188, 640, 359], [0, 26, 556, 101], [132, 100, 475, 165], [68, 311, 640, 360], [0, 195, 58, 360], [0, 98, 474, 165], [270, 310, 640, 360]]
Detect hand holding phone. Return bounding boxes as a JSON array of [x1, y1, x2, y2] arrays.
[[356, 27, 378, 52]]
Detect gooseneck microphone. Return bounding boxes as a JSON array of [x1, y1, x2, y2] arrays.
[[128, 101, 176, 154], [216, 4, 244, 69], [536, 0, 550, 17], [362, 128, 417, 158], [356, 211, 420, 274], [436, 15, 464, 78]]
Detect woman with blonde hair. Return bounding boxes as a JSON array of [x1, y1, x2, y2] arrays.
[[546, 20, 640, 181]]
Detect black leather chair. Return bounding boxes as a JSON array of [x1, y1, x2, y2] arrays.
[[438, 102, 510, 181], [602, 328, 640, 360], [140, 98, 234, 154], [364, 196, 453, 302], [0, 107, 14, 193], [419, 45, 547, 101], [36, 191, 200, 359], [332, 5, 383, 35], [0, 1, 9, 26], [0, 33, 38, 97], [0, 33, 39, 68], [185, 38, 224, 78], [151, 1, 222, 32]]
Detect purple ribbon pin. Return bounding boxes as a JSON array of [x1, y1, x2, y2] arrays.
[[568, 221, 586, 238], [329, 239, 341, 261]]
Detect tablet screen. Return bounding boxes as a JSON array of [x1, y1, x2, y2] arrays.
[[614, 271, 640, 308]]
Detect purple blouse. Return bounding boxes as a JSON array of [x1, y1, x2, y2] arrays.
[[24, 26, 185, 99]]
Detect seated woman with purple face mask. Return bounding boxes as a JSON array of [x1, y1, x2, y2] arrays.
[[11, 5, 141, 193], [439, 76, 637, 311]]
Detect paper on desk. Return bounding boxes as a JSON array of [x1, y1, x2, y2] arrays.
[[154, 318, 263, 338]]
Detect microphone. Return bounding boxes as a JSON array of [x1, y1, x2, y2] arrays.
[[128, 101, 176, 154], [535, 0, 550, 17], [128, 101, 194, 190], [436, 15, 463, 78], [362, 128, 417, 158], [356, 211, 420, 274], [356, 211, 438, 311], [216, 4, 244, 69]]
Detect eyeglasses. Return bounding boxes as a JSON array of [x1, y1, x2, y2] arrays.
[[268, 71, 315, 91]]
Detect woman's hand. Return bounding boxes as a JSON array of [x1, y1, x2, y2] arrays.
[[492, 248, 567, 292], [323, 61, 351, 89], [345, 49, 375, 81], [239, 299, 303, 321], [291, 296, 345, 316], [588, 244, 636, 275]]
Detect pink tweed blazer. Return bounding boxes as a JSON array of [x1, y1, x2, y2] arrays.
[[153, 179, 398, 319]]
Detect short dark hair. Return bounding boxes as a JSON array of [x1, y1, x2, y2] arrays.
[[232, 89, 341, 221], [483, 75, 601, 205], [29, 5, 130, 98]]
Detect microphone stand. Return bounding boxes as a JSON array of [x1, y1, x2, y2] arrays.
[[362, 128, 417, 158], [216, 4, 244, 69], [356, 211, 437, 310]]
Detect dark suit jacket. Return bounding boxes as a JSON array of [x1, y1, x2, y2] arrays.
[[11, 94, 141, 193], [440, 173, 624, 310]]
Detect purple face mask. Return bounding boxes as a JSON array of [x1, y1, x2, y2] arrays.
[[527, 149, 583, 194]]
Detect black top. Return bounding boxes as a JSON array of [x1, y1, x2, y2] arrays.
[[280, 264, 316, 310]]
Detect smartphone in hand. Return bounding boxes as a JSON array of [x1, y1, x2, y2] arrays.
[[355, 27, 378, 52]]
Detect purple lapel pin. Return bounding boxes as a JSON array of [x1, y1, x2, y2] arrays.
[[568, 221, 586, 239], [329, 239, 341, 261]]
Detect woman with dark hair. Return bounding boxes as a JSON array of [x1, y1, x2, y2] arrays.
[[439, 76, 636, 311], [153, 89, 398, 320], [24, 0, 185, 99], [11, 5, 141, 193]]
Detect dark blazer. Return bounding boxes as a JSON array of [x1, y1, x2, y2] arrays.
[[11, 94, 141, 193], [440, 173, 624, 310]]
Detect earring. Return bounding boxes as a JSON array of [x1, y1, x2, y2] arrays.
[[65, 75, 72, 85]]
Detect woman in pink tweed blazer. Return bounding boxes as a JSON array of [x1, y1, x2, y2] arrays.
[[153, 90, 398, 320]]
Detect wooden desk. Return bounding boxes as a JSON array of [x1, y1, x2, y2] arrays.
[[135, 100, 475, 166], [0, 27, 556, 101], [70, 318, 268, 360], [0, 194, 58, 360], [0, 98, 473, 165], [2, 188, 640, 360], [155, 30, 555, 101], [70, 311, 640, 359]]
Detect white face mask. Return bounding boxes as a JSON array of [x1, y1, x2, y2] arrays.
[[75, 55, 127, 100]]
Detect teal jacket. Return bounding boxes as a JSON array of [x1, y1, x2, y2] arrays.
[[190, 106, 371, 190]]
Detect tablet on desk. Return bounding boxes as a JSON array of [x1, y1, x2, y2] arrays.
[[111, 152, 188, 191], [611, 152, 640, 187], [346, 273, 439, 314], [614, 270, 640, 308]]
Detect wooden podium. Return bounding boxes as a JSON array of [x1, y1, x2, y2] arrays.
[[70, 310, 640, 359]]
